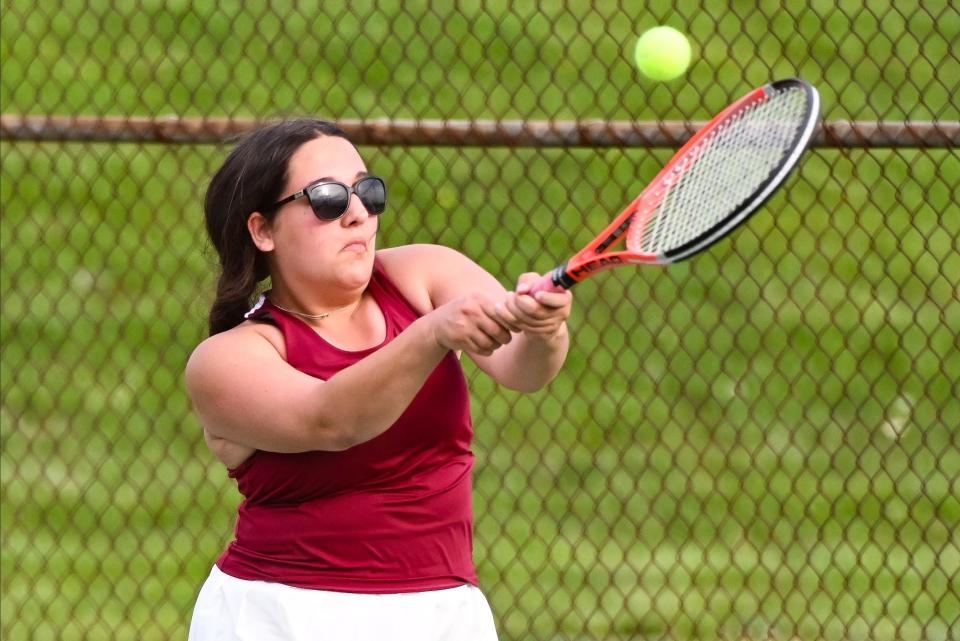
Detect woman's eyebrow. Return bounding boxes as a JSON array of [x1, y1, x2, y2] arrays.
[[312, 170, 369, 182]]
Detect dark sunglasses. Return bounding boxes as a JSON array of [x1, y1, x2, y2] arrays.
[[269, 175, 387, 221]]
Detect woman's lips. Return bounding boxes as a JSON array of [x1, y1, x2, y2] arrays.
[[342, 240, 367, 253]]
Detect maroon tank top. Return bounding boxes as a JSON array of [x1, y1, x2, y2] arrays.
[[215, 260, 478, 592]]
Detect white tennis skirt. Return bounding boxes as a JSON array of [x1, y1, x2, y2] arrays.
[[188, 565, 499, 641]]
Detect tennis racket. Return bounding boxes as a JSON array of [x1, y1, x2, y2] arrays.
[[531, 78, 820, 293]]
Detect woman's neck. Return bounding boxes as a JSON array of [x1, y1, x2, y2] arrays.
[[267, 279, 365, 321]]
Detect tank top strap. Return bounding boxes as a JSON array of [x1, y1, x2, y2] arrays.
[[244, 292, 326, 373], [244, 292, 275, 324], [367, 258, 424, 328]]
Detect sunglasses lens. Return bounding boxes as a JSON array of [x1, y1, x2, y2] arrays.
[[307, 183, 350, 220], [356, 177, 387, 215]]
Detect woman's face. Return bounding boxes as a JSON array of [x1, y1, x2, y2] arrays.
[[257, 135, 380, 294]]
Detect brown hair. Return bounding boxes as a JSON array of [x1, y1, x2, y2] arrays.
[[203, 119, 348, 335]]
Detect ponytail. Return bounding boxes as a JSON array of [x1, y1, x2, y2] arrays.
[[207, 243, 263, 335]]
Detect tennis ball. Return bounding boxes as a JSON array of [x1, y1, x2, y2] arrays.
[[633, 26, 692, 81]]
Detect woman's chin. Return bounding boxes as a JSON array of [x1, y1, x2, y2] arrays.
[[333, 256, 375, 289]]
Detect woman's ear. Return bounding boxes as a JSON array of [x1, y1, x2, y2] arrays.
[[247, 212, 275, 252]]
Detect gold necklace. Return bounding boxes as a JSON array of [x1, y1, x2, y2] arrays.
[[269, 297, 360, 321]]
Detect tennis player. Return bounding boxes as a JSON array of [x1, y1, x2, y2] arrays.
[[185, 119, 572, 640]]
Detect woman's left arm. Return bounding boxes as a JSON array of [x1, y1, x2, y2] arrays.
[[379, 244, 572, 392]]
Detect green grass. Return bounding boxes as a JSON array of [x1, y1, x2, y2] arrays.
[[2, 2, 959, 640]]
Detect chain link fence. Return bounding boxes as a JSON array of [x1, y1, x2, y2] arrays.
[[1, 2, 958, 640]]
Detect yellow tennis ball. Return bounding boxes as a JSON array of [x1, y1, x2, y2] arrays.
[[633, 26, 692, 81]]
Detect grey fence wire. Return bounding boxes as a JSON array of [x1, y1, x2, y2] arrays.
[[1, 2, 957, 640]]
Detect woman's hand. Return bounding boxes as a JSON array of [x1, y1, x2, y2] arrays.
[[494, 272, 573, 338], [428, 292, 514, 356]]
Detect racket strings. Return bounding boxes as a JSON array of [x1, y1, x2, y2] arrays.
[[631, 86, 811, 255]]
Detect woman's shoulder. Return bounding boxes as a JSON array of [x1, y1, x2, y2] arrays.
[[188, 319, 287, 374], [185, 321, 287, 471], [376, 243, 465, 266], [376, 243, 502, 311], [376, 244, 470, 314], [376, 244, 477, 285]]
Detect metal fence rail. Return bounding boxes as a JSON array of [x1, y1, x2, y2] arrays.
[[3, 114, 959, 147], [1, 2, 957, 640]]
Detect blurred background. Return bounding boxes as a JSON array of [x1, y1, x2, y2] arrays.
[[1, 2, 957, 640]]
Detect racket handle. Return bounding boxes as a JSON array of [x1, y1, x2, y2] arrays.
[[526, 267, 572, 295]]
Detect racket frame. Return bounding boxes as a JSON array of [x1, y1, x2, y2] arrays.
[[543, 78, 821, 291]]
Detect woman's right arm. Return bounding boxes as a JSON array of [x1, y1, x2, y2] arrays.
[[185, 296, 511, 453]]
